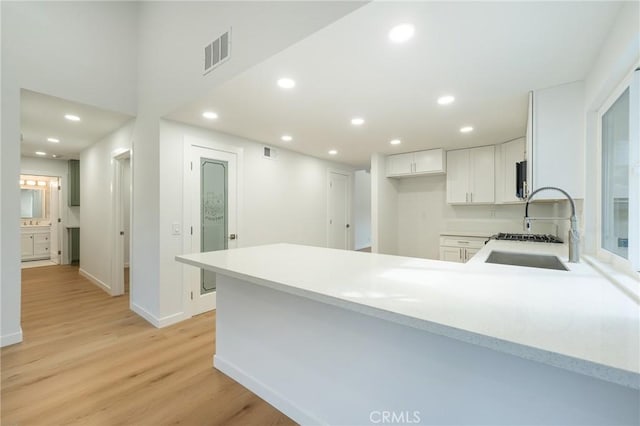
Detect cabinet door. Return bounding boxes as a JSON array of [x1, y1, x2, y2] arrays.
[[68, 159, 80, 206], [414, 149, 445, 174], [501, 138, 525, 203], [464, 248, 479, 262], [440, 247, 463, 263], [21, 234, 34, 257], [446, 149, 470, 203], [386, 153, 414, 177], [470, 146, 495, 203]]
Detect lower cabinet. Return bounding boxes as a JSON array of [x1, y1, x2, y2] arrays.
[[21, 229, 51, 261], [439, 235, 487, 263]]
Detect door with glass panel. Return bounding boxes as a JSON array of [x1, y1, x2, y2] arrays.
[[189, 146, 237, 315]]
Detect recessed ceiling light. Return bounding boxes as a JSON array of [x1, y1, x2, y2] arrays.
[[389, 23, 415, 43], [281, 135, 292, 142], [35, 151, 46, 156], [328, 149, 338, 155], [460, 126, 474, 133], [52, 155, 58, 158], [351, 117, 365, 126], [277, 78, 296, 89], [390, 139, 402, 145], [437, 95, 455, 105], [64, 114, 80, 121], [202, 111, 218, 120], [47, 137, 60, 143]]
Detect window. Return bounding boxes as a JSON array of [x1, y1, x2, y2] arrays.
[[601, 88, 629, 259], [598, 67, 640, 272]]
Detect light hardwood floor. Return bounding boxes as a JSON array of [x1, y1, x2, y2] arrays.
[[1, 265, 295, 426]]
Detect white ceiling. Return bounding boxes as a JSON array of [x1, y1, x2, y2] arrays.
[[21, 90, 133, 160], [167, 1, 622, 168]]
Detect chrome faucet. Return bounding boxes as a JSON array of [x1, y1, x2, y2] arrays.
[[524, 186, 580, 263]]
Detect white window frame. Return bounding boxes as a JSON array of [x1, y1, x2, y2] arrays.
[[595, 65, 640, 273]]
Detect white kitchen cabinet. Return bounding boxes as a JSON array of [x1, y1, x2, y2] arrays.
[[439, 235, 488, 263], [496, 137, 526, 204], [21, 227, 51, 261], [446, 146, 495, 204], [526, 81, 585, 200], [386, 148, 445, 178]]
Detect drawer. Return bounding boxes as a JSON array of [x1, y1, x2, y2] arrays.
[[439, 236, 488, 249], [34, 233, 50, 244], [34, 241, 50, 255]]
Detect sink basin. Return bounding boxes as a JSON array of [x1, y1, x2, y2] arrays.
[[485, 251, 568, 271]]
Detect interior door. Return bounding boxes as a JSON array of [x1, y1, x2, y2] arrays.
[[328, 172, 350, 250], [49, 178, 61, 264], [189, 146, 237, 315]]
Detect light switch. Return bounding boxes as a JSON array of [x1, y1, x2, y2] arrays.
[[172, 223, 181, 236]]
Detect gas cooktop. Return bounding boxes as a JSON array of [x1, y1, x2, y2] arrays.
[[491, 233, 563, 244]]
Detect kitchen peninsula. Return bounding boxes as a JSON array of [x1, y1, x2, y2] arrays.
[[176, 244, 639, 425]]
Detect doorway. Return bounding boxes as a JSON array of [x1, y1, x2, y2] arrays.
[[327, 170, 352, 250], [184, 143, 239, 316], [19, 174, 62, 268], [111, 150, 132, 296]]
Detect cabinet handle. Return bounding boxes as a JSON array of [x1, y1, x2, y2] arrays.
[[465, 193, 469, 203], [457, 241, 470, 244], [470, 193, 473, 203]]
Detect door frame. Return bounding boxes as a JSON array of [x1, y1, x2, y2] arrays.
[[326, 169, 353, 250], [182, 136, 244, 318], [110, 149, 132, 296]]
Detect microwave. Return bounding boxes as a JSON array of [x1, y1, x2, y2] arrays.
[[516, 160, 527, 199]]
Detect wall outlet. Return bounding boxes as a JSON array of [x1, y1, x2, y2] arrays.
[[172, 223, 181, 236]]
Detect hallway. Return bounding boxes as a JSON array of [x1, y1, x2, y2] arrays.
[[1, 265, 294, 425]]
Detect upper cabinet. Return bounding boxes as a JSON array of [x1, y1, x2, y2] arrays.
[[495, 137, 526, 204], [527, 81, 585, 200], [386, 148, 446, 178], [68, 159, 80, 206], [447, 146, 495, 204]]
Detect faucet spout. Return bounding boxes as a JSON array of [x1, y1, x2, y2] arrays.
[[524, 186, 580, 263]]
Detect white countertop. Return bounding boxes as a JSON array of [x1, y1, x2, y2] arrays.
[[440, 231, 493, 238], [176, 242, 640, 389]]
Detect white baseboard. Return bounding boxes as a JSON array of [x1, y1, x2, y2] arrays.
[[131, 302, 160, 327], [79, 268, 111, 295], [214, 355, 321, 425], [1, 328, 23, 347], [130, 302, 188, 328]]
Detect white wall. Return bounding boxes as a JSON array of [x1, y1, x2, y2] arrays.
[[20, 157, 81, 264], [156, 120, 355, 323], [1, 1, 139, 345], [130, 1, 365, 326], [354, 170, 372, 250], [371, 153, 399, 255], [583, 1, 640, 255], [79, 121, 135, 293], [396, 175, 575, 260]]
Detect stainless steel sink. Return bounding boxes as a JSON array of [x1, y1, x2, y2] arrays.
[[485, 251, 568, 271]]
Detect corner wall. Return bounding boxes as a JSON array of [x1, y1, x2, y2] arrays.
[[371, 153, 398, 255]]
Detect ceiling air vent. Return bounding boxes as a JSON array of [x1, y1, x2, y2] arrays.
[[204, 28, 231, 75]]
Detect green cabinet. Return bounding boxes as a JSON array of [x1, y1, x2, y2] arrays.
[[68, 160, 80, 206]]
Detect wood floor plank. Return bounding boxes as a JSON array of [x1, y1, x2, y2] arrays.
[[1, 265, 296, 426]]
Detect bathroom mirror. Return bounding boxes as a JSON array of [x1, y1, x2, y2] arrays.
[[21, 188, 46, 219]]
